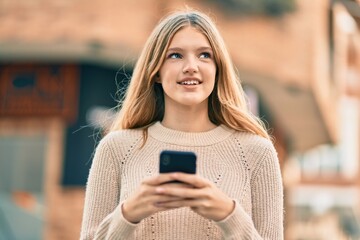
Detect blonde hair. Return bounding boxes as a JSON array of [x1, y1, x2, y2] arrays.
[[110, 10, 269, 139]]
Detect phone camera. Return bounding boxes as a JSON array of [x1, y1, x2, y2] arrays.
[[162, 155, 171, 166]]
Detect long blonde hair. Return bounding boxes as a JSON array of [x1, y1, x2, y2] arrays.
[[110, 10, 269, 139]]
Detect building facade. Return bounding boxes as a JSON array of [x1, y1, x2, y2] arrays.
[[0, 0, 359, 239]]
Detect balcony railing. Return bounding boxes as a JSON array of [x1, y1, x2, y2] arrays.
[[209, 0, 296, 16]]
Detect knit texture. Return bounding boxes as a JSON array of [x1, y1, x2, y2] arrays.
[[80, 122, 284, 239]]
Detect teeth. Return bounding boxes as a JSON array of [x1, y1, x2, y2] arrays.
[[180, 80, 199, 85]]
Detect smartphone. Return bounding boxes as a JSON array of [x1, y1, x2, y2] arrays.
[[159, 150, 197, 175]]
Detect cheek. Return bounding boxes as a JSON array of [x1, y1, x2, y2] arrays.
[[160, 77, 177, 95], [207, 68, 217, 85], [160, 66, 178, 83], [207, 70, 217, 93], [205, 63, 216, 78]]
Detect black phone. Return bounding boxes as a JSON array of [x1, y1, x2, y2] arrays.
[[159, 150, 197, 174]]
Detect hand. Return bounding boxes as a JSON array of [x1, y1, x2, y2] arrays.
[[122, 174, 192, 223], [154, 173, 235, 221]]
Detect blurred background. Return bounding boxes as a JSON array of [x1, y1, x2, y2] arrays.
[[0, 0, 360, 239]]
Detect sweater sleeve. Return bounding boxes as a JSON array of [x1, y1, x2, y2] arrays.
[[80, 135, 138, 240], [215, 143, 284, 239]]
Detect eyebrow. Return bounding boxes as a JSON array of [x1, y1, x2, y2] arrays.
[[167, 47, 213, 52]]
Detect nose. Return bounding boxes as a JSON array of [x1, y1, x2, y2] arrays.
[[182, 57, 198, 74]]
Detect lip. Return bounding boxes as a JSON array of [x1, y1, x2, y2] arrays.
[[177, 77, 202, 85]]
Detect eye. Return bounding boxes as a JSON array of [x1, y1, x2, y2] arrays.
[[199, 52, 212, 59], [168, 53, 182, 59]]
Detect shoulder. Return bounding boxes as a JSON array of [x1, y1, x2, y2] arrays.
[[231, 131, 278, 170], [89, 129, 144, 171], [96, 129, 143, 155], [100, 128, 143, 145], [232, 130, 276, 153]]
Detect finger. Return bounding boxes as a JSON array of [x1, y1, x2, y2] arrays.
[[138, 182, 191, 198], [150, 195, 187, 210], [155, 199, 203, 208], [161, 182, 194, 189], [170, 173, 211, 188], [153, 195, 185, 203], [145, 190, 187, 204], [138, 185, 157, 197], [155, 185, 204, 199], [133, 195, 184, 214], [142, 174, 178, 186]]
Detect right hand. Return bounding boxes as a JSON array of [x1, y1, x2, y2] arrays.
[[121, 174, 192, 223]]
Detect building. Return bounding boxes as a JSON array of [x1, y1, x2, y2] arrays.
[[0, 0, 359, 239]]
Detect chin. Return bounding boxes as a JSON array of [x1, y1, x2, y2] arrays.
[[179, 99, 207, 107]]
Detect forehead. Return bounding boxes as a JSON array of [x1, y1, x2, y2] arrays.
[[168, 26, 211, 48]]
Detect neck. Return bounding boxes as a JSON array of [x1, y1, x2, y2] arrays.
[[161, 104, 216, 132]]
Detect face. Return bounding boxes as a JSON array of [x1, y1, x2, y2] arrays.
[[158, 26, 217, 110]]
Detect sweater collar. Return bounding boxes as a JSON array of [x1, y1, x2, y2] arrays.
[[148, 121, 235, 146]]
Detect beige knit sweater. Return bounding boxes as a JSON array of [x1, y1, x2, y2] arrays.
[[80, 122, 284, 239]]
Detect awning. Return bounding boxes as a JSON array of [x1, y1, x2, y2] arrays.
[[241, 71, 333, 153]]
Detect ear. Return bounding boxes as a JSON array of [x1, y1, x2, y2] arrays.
[[155, 72, 161, 83]]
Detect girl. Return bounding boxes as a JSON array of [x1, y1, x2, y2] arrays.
[[80, 10, 283, 240]]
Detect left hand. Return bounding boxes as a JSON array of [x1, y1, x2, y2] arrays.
[[154, 173, 235, 221]]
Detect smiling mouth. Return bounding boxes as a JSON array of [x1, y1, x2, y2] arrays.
[[178, 80, 201, 85]]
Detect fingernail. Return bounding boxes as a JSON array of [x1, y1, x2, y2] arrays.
[[156, 187, 164, 193]]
